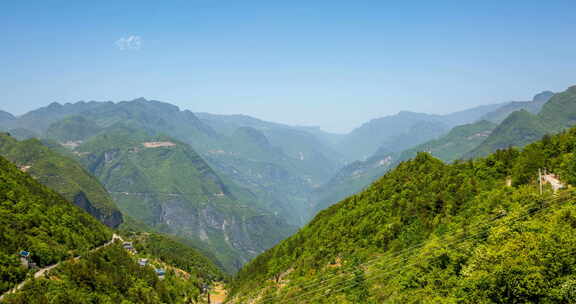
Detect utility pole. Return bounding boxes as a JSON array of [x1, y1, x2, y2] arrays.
[[538, 168, 543, 195], [206, 284, 211, 304]]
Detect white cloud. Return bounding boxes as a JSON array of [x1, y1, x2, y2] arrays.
[[115, 35, 142, 50]]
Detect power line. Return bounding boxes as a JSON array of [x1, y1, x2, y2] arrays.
[[255, 192, 554, 303], [272, 196, 567, 303], [256, 192, 571, 303], [274, 194, 572, 303]]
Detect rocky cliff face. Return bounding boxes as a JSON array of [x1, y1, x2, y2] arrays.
[[73, 192, 123, 228], [0, 133, 124, 229], [71, 126, 294, 272]]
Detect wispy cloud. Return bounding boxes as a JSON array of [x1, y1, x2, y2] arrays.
[[115, 35, 142, 50]]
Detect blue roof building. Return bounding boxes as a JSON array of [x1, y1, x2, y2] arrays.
[[155, 268, 166, 276]]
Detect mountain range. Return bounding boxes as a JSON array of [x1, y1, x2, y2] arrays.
[[229, 123, 576, 303], [3, 83, 576, 302], [0, 153, 224, 302], [0, 133, 123, 228], [1, 86, 573, 276]]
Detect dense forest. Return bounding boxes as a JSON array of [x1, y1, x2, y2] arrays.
[[0, 133, 123, 228], [228, 126, 576, 303], [0, 152, 225, 303], [131, 232, 225, 283], [2, 244, 202, 304], [0, 155, 111, 294]]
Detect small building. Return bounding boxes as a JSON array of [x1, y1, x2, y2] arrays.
[[138, 258, 148, 267], [155, 268, 166, 279], [123, 242, 137, 254], [19, 251, 31, 269]]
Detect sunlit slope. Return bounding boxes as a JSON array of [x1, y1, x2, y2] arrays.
[[229, 126, 576, 303], [70, 124, 294, 272], [0, 155, 111, 294], [0, 133, 123, 227]]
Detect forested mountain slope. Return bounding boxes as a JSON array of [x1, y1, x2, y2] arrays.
[[0, 152, 226, 302], [65, 123, 294, 272], [2, 244, 204, 304], [1, 99, 340, 227], [467, 86, 576, 158], [308, 120, 498, 218], [307, 149, 395, 219], [336, 102, 505, 161], [480, 90, 554, 123], [229, 126, 576, 303], [0, 110, 15, 128], [0, 155, 111, 293], [336, 111, 449, 160], [196, 113, 344, 225], [398, 120, 498, 163], [0, 133, 123, 228]]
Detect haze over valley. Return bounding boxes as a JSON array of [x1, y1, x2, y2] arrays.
[[2, 1, 576, 303]]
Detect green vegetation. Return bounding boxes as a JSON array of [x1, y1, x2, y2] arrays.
[[308, 150, 395, 219], [2, 244, 204, 304], [480, 91, 554, 123], [0, 133, 123, 228], [336, 103, 504, 161], [228, 126, 576, 303], [336, 111, 449, 160], [45, 115, 102, 141], [465, 110, 548, 158], [310, 120, 497, 219], [197, 113, 343, 226], [400, 120, 497, 163], [0, 155, 111, 293], [468, 86, 576, 158], [68, 123, 293, 273], [132, 233, 225, 282]]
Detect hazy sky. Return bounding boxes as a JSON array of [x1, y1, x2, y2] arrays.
[[1, 1, 575, 133]]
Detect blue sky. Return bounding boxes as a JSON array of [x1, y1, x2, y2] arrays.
[[1, 1, 575, 133]]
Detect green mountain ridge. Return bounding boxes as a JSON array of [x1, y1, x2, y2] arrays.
[[480, 90, 554, 123], [0, 154, 111, 293], [1, 99, 341, 228], [399, 120, 498, 163], [0, 133, 123, 228], [467, 86, 576, 159], [0, 110, 15, 127], [197, 112, 344, 225], [337, 102, 506, 161], [62, 123, 294, 272], [310, 88, 564, 218], [308, 120, 498, 218], [229, 125, 576, 303]]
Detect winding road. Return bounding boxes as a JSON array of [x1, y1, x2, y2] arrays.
[[0, 234, 123, 301]]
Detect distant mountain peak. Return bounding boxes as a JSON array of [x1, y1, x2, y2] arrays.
[[0, 110, 15, 121], [533, 91, 555, 103], [131, 97, 148, 102], [47, 101, 63, 109]]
